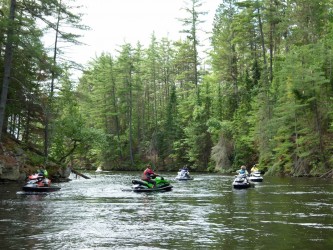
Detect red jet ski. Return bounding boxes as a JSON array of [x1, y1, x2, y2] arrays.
[[22, 173, 61, 192]]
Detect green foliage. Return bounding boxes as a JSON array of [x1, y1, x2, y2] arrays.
[[210, 119, 234, 172], [25, 151, 45, 166], [268, 41, 332, 174], [3, 0, 333, 176]]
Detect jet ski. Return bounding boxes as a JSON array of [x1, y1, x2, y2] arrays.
[[232, 174, 254, 189], [22, 173, 61, 192], [249, 171, 263, 182], [131, 176, 173, 192], [175, 168, 193, 181]]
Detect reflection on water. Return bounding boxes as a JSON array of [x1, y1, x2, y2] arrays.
[[1, 172, 333, 249]]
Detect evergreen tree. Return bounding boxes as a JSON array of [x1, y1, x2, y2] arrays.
[[0, 0, 16, 140], [179, 0, 207, 88]]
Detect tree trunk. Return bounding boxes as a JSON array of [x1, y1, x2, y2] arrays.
[[0, 0, 16, 140], [44, 0, 61, 160], [129, 67, 134, 166], [71, 168, 91, 179]]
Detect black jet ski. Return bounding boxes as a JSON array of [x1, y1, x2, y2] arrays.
[[131, 176, 173, 192], [232, 174, 254, 189], [22, 174, 61, 192]]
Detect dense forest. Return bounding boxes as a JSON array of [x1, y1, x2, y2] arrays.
[[1, 0, 333, 177]]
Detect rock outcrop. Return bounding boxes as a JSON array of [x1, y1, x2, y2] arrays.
[[0, 135, 70, 182], [0, 143, 26, 181]]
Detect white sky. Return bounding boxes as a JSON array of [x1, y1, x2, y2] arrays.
[[64, 0, 221, 68]]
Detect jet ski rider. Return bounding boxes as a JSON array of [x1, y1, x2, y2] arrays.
[[238, 165, 249, 175], [142, 164, 159, 188]]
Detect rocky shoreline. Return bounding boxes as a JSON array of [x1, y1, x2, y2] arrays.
[[0, 136, 71, 182]]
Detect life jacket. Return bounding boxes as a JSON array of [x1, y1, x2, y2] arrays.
[[251, 167, 258, 172]]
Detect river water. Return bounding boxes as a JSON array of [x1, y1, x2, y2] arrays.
[[0, 172, 332, 249]]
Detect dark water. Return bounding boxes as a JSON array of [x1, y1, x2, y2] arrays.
[[0, 172, 332, 249]]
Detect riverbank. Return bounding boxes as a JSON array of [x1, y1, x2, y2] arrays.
[[1, 133, 332, 182], [0, 134, 70, 182]]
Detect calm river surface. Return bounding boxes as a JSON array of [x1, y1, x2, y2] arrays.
[[0, 172, 332, 249]]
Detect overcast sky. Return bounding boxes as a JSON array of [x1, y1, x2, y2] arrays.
[[62, 0, 221, 73]]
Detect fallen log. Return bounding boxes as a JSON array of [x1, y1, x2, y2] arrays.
[[71, 168, 91, 179], [319, 169, 333, 179]]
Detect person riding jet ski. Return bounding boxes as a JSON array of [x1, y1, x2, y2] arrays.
[[142, 164, 159, 188]]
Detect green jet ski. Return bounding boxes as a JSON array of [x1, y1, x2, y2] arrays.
[[131, 176, 173, 192]]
